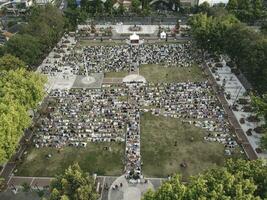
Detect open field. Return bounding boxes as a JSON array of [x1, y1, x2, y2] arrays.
[[104, 71, 129, 78], [140, 64, 206, 83], [15, 142, 124, 177], [79, 40, 187, 47], [79, 40, 126, 46], [141, 112, 230, 179]]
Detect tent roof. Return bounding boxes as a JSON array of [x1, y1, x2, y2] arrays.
[[130, 32, 139, 40], [160, 31, 166, 36]]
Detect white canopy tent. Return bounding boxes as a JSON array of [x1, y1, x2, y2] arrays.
[[160, 31, 166, 39], [130, 32, 139, 44]]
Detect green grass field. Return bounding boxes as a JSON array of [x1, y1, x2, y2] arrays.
[[140, 112, 227, 179], [104, 71, 129, 78], [140, 64, 206, 83], [79, 40, 186, 47], [16, 142, 124, 177], [79, 40, 125, 46]]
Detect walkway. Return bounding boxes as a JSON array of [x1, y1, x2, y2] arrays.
[[203, 63, 258, 160]]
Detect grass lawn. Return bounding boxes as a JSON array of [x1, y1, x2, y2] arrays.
[[16, 142, 124, 177], [104, 71, 129, 78], [79, 40, 125, 46], [140, 112, 227, 179], [140, 64, 206, 83]]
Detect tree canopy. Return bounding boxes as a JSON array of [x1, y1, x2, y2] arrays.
[[189, 13, 267, 94], [143, 159, 267, 200], [252, 94, 267, 150], [0, 54, 26, 71], [226, 0, 265, 23], [49, 163, 99, 200], [3, 5, 66, 68], [0, 57, 46, 164]]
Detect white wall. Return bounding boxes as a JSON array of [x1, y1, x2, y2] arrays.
[[198, 0, 229, 6]]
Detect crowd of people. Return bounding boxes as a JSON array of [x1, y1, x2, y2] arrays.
[[39, 36, 201, 77], [83, 43, 200, 73], [34, 88, 128, 148], [33, 81, 238, 180], [35, 33, 239, 181]]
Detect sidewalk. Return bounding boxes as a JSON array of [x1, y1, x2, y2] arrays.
[[203, 63, 258, 160]]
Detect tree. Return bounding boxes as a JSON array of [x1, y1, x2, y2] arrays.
[[227, 0, 264, 23], [252, 94, 267, 150], [143, 159, 267, 200], [261, 22, 267, 35], [131, 0, 141, 14], [104, 0, 114, 15], [49, 163, 99, 200], [0, 69, 46, 164], [227, 0, 238, 11], [5, 34, 42, 67], [22, 5, 65, 52], [0, 54, 26, 71], [116, 2, 125, 16], [197, 2, 210, 14]]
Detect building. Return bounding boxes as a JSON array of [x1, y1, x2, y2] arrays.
[[130, 33, 139, 44], [180, 0, 228, 6], [35, 0, 53, 4], [180, 0, 198, 6], [198, 0, 229, 6]]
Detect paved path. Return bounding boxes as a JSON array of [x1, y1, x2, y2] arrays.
[[7, 176, 53, 189], [108, 176, 154, 200], [203, 64, 258, 160]]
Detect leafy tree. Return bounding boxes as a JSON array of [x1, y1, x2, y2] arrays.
[[5, 34, 42, 66], [49, 163, 99, 200], [22, 5, 65, 52], [116, 2, 125, 16], [0, 54, 26, 71], [104, 0, 115, 15], [252, 94, 267, 120], [261, 22, 267, 35], [227, 0, 238, 11], [260, 133, 267, 150], [227, 0, 265, 23], [189, 13, 267, 94], [131, 0, 141, 13], [197, 2, 210, 14], [0, 69, 46, 164], [143, 159, 267, 200], [252, 94, 267, 150]]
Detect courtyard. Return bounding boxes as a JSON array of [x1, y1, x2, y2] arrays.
[[139, 63, 205, 83], [16, 142, 124, 177], [141, 112, 225, 179], [11, 33, 246, 199]]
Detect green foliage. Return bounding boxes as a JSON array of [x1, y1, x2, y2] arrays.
[[131, 0, 141, 14], [80, 0, 104, 17], [189, 13, 267, 94], [22, 5, 65, 52], [252, 94, 267, 150], [261, 22, 267, 35], [49, 163, 99, 200], [260, 133, 267, 150], [143, 159, 267, 200], [21, 182, 31, 192], [197, 2, 210, 14], [227, 0, 265, 23], [4, 5, 65, 67], [0, 68, 46, 164], [252, 94, 267, 120], [65, 0, 88, 30], [5, 34, 42, 66], [189, 13, 239, 52], [0, 54, 26, 71]]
